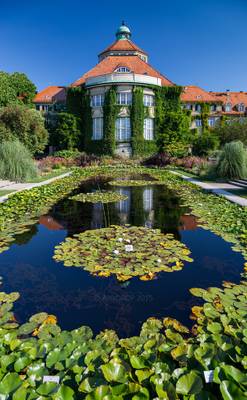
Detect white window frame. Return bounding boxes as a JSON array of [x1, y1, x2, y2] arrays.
[[92, 118, 103, 140], [143, 94, 154, 107], [117, 92, 132, 105], [144, 118, 154, 140], [195, 119, 202, 127], [115, 118, 131, 141], [91, 94, 104, 107], [115, 67, 130, 73]]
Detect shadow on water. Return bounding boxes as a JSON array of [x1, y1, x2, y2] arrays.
[[0, 176, 244, 337]]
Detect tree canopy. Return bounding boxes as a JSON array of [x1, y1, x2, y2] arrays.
[[213, 119, 247, 146], [50, 112, 81, 150], [0, 71, 36, 107]]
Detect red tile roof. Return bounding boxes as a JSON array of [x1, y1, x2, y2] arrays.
[[33, 86, 66, 103], [212, 91, 247, 108], [181, 85, 221, 103], [71, 55, 173, 87], [99, 39, 147, 56]]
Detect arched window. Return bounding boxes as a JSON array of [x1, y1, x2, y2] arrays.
[[115, 67, 130, 73]]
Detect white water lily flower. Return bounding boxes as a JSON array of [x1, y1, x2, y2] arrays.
[[125, 239, 131, 243], [157, 259, 161, 263], [118, 238, 123, 242], [125, 245, 133, 252], [113, 249, 119, 255]]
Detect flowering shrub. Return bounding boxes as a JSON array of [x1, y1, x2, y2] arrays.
[[37, 156, 74, 173], [173, 156, 207, 170], [143, 152, 172, 167]]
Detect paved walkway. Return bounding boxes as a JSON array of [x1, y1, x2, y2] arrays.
[[0, 172, 71, 203], [171, 171, 247, 207]]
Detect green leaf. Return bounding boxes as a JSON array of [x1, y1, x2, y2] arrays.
[[52, 384, 75, 400], [46, 348, 61, 368], [130, 355, 149, 369], [0, 372, 22, 394], [37, 382, 59, 396], [101, 361, 128, 383], [14, 356, 30, 372], [220, 380, 247, 400], [176, 371, 203, 395], [85, 385, 110, 400]]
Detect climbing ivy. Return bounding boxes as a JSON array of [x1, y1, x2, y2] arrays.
[[131, 87, 145, 155], [103, 87, 118, 156], [154, 86, 191, 156], [200, 102, 210, 132], [66, 86, 84, 118]]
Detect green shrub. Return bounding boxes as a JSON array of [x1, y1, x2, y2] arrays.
[[0, 105, 48, 154], [0, 140, 37, 182], [192, 130, 219, 156], [54, 149, 80, 159], [215, 140, 247, 179]]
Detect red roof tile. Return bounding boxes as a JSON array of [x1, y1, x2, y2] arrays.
[[33, 86, 66, 103], [212, 92, 247, 108], [71, 55, 173, 87], [99, 39, 147, 56], [181, 85, 221, 103]]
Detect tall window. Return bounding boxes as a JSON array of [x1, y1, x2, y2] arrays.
[[91, 94, 104, 107], [92, 118, 103, 140], [195, 104, 201, 112], [143, 94, 154, 107], [117, 92, 132, 105], [210, 104, 217, 112], [115, 118, 131, 141], [144, 118, 154, 140], [195, 119, 202, 127]]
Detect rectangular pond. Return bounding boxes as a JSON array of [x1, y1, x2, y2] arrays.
[[0, 175, 244, 337]]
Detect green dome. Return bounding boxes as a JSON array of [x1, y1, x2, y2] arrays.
[[116, 21, 131, 40]]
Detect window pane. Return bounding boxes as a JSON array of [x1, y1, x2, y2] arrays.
[[143, 94, 154, 106], [92, 118, 103, 140], [91, 94, 104, 107], [144, 118, 154, 140], [115, 118, 131, 141], [117, 92, 132, 105]]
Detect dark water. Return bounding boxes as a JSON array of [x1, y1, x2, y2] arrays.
[[0, 178, 244, 337]]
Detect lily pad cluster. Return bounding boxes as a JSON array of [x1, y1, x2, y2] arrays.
[[108, 179, 164, 187], [0, 268, 247, 398], [69, 190, 128, 204], [54, 225, 193, 281]]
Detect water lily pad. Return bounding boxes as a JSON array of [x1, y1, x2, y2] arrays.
[[70, 191, 128, 204], [53, 225, 193, 280]]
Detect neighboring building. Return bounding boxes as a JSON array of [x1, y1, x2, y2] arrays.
[[181, 86, 223, 129], [212, 91, 247, 118], [33, 23, 247, 156], [34, 86, 66, 112]]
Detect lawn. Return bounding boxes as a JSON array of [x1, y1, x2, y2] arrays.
[[26, 168, 71, 183], [0, 189, 16, 197]]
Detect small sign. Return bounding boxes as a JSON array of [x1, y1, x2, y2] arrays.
[[43, 375, 60, 384], [125, 244, 133, 252], [204, 370, 214, 383]]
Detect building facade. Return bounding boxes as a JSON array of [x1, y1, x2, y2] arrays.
[[34, 23, 247, 156]]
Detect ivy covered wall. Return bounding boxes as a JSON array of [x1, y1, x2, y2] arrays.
[[66, 84, 190, 157]]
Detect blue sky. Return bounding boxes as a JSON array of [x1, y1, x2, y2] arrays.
[[1, 0, 247, 92]]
